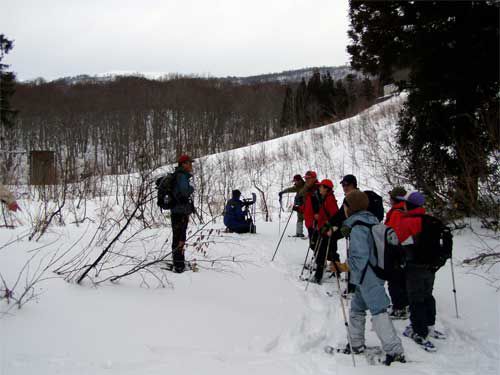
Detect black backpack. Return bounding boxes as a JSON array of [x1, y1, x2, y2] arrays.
[[414, 215, 453, 270], [364, 190, 384, 222], [155, 172, 177, 210]]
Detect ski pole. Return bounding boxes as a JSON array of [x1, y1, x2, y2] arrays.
[[333, 258, 356, 367], [278, 199, 283, 237], [271, 209, 294, 261], [305, 236, 323, 291], [345, 237, 352, 293], [299, 243, 312, 280], [300, 230, 322, 279], [449, 255, 459, 318]]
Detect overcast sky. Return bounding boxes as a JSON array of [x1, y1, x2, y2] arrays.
[[3, 0, 350, 81]]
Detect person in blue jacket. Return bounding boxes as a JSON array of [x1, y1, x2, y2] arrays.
[[223, 190, 255, 233], [170, 154, 195, 273], [337, 190, 405, 365]]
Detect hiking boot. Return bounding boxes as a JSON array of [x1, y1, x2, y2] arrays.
[[341, 343, 366, 354], [389, 307, 409, 320], [403, 324, 414, 338], [410, 333, 437, 352], [383, 352, 406, 366], [428, 326, 447, 340]]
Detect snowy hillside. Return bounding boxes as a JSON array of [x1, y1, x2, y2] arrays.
[[0, 95, 499, 375]]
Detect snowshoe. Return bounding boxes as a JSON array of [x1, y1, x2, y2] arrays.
[[338, 343, 367, 355], [403, 326, 436, 352], [383, 352, 406, 366], [428, 326, 447, 340], [326, 345, 388, 366], [162, 261, 198, 273]]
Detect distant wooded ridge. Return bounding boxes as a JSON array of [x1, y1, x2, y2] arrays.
[[2, 67, 377, 182]]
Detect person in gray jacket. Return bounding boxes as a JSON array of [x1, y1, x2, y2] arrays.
[[339, 190, 405, 365], [278, 174, 305, 237]]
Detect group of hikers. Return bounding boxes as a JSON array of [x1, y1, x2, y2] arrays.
[[159, 156, 451, 366], [1, 152, 452, 367], [277, 170, 449, 364]]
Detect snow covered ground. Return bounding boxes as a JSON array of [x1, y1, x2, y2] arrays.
[[1, 95, 499, 374]]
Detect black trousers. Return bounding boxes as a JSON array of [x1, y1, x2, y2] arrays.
[[406, 263, 436, 337], [227, 219, 252, 234], [171, 213, 189, 270], [388, 267, 409, 310], [314, 235, 339, 282]]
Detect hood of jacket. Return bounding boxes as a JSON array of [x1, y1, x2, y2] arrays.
[[343, 210, 379, 228]]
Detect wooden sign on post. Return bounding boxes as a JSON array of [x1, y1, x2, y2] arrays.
[[29, 151, 56, 185]]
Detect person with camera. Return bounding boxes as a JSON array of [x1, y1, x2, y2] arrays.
[[223, 190, 256, 234]]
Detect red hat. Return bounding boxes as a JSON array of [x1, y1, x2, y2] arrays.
[[319, 179, 333, 189], [303, 171, 317, 180], [178, 154, 194, 164]]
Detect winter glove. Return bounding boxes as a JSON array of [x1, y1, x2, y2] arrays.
[[7, 201, 20, 212], [292, 205, 300, 212], [340, 225, 351, 238], [330, 261, 349, 273], [320, 223, 332, 235]]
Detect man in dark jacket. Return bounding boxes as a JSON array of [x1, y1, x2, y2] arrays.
[[279, 174, 305, 237], [224, 190, 255, 233], [323, 174, 358, 292], [170, 154, 195, 273], [392, 191, 446, 352]]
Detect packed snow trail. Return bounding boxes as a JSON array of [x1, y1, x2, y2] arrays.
[[1, 217, 498, 375]]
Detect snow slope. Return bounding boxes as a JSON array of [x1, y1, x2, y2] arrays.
[[1, 95, 499, 374]]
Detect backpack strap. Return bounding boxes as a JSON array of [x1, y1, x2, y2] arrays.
[[350, 220, 376, 285], [350, 220, 375, 229]]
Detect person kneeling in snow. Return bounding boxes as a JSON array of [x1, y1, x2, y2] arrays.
[[339, 190, 405, 365], [223, 190, 255, 234]]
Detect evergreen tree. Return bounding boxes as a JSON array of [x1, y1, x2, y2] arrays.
[[348, 1, 499, 213], [279, 86, 296, 133], [345, 74, 357, 114], [295, 78, 308, 129], [305, 70, 323, 126], [319, 71, 336, 121], [361, 78, 375, 102], [0, 35, 17, 129], [334, 80, 348, 118]]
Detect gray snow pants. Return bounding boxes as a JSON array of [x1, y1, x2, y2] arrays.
[[296, 216, 304, 236], [349, 284, 404, 355]]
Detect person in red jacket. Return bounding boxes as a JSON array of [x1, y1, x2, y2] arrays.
[[384, 187, 409, 319], [310, 179, 339, 284], [393, 191, 444, 352]]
